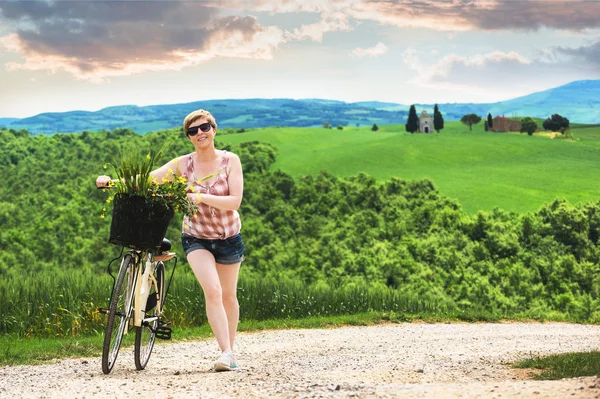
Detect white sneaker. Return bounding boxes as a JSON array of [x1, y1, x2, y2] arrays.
[[214, 350, 238, 371]]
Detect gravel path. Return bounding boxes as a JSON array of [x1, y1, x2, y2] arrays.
[[2, 322, 599, 398]]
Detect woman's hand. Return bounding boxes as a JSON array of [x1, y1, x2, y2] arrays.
[[187, 192, 202, 204], [96, 175, 112, 187]]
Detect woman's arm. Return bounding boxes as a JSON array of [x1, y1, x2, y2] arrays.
[[189, 153, 243, 211], [150, 156, 186, 182]]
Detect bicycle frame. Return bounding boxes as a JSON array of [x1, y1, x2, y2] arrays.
[[107, 249, 176, 335], [134, 253, 161, 328]]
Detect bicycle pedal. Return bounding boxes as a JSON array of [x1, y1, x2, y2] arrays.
[[98, 307, 109, 314], [155, 325, 172, 340]]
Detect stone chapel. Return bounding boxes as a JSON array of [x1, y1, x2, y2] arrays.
[[419, 110, 433, 133]]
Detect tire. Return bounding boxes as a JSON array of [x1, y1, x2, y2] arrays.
[[134, 261, 165, 370], [102, 254, 137, 375]]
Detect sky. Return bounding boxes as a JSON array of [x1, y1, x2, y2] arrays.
[[0, 0, 599, 118]]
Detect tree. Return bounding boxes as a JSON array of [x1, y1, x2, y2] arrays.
[[322, 121, 331, 129], [405, 105, 419, 133], [520, 117, 538, 136], [484, 120, 489, 131], [542, 114, 570, 134], [433, 104, 444, 133], [371, 123, 379, 131], [460, 114, 482, 131], [487, 113, 493, 129]]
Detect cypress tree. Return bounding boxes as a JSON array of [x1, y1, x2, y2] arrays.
[[487, 113, 493, 129], [406, 105, 419, 133], [433, 104, 444, 133]]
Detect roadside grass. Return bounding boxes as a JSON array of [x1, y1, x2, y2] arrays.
[[514, 351, 600, 380], [218, 123, 600, 214], [0, 334, 106, 366]]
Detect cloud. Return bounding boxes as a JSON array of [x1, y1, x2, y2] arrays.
[[554, 39, 600, 67], [468, 0, 600, 31], [350, 0, 600, 32], [1, 0, 598, 81], [288, 11, 353, 42], [350, 42, 388, 57], [0, 1, 285, 81], [404, 48, 535, 90], [206, 0, 360, 15], [221, 0, 600, 33]]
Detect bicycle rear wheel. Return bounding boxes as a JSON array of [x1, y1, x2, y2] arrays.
[[134, 261, 165, 370], [102, 254, 137, 374]]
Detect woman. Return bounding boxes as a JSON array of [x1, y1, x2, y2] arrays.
[[97, 109, 244, 371]]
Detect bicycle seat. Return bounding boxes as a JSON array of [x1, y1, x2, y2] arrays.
[[159, 239, 171, 253]]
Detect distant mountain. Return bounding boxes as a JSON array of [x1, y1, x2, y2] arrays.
[[375, 80, 600, 124], [486, 80, 600, 124], [2, 80, 598, 135], [3, 98, 410, 135], [0, 118, 18, 126]]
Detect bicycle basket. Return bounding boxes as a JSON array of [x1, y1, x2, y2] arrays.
[[109, 194, 174, 250]]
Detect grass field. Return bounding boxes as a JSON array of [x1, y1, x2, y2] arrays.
[[219, 122, 600, 214]]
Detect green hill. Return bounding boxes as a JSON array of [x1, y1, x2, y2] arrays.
[[218, 123, 600, 214], [1, 125, 599, 337]]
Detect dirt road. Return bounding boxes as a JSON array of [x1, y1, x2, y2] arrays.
[[2, 322, 599, 398]]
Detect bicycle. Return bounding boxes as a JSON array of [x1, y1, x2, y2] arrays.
[[98, 187, 179, 374]]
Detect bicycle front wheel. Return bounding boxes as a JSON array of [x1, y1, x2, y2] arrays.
[[134, 261, 165, 370], [102, 254, 137, 374]]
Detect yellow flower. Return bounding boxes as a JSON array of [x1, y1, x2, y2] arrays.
[[100, 214, 105, 219], [184, 224, 190, 229], [189, 186, 195, 193], [146, 153, 151, 159], [168, 168, 173, 174], [103, 164, 107, 169]]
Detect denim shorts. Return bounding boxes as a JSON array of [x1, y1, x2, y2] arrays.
[[181, 233, 245, 265]]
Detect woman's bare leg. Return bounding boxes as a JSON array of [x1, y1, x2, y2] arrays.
[[187, 250, 231, 351], [216, 262, 241, 350]]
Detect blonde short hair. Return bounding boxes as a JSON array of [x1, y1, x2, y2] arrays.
[[183, 109, 217, 132]]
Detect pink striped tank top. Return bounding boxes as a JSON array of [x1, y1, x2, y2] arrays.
[[182, 151, 241, 240]]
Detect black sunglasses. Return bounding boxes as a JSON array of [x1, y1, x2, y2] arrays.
[[186, 122, 212, 136]]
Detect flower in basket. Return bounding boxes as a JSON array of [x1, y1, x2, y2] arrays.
[[102, 146, 200, 218], [149, 173, 198, 219], [99, 145, 202, 250]]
